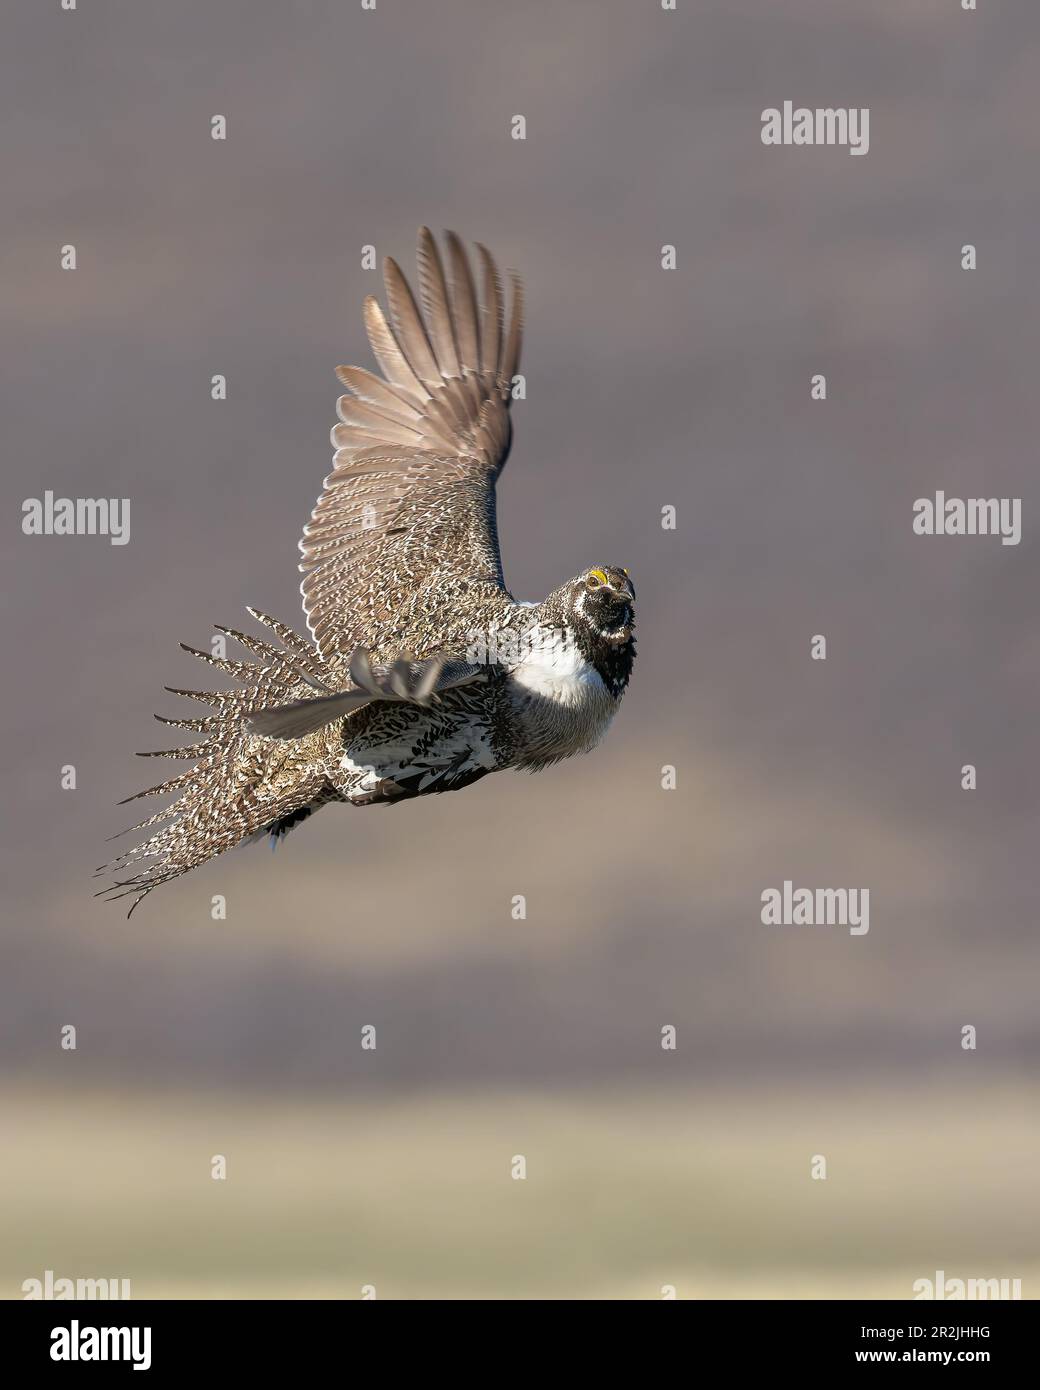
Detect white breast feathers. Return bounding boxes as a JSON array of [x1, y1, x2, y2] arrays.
[[507, 627, 616, 765]]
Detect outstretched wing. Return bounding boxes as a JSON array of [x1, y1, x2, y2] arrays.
[[300, 228, 523, 669]]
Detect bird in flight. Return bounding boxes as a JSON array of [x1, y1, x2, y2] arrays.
[[100, 229, 636, 913]]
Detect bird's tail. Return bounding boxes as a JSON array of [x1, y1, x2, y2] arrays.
[[96, 609, 342, 916]]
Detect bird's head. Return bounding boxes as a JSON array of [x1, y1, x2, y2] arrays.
[[574, 565, 635, 640], [550, 565, 636, 647]]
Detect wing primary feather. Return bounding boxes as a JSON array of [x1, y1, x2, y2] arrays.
[[476, 243, 503, 380], [332, 421, 424, 451], [444, 230, 481, 376], [416, 227, 460, 377], [501, 272, 524, 394], [362, 297, 427, 403], [383, 255, 442, 388], [335, 371, 422, 427], [335, 397, 421, 435]]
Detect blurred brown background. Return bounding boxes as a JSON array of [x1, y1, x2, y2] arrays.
[[2, 0, 1038, 1298]]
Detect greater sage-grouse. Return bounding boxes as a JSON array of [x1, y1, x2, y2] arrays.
[[100, 230, 636, 913]]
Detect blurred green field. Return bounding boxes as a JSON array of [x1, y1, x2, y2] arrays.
[[3, 1081, 1036, 1300]]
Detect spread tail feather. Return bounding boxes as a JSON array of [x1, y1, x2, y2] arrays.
[[97, 610, 342, 916]]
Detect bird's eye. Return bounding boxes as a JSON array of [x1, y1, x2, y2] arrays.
[[587, 568, 607, 589]]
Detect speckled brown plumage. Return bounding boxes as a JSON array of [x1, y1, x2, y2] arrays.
[[99, 230, 635, 914]]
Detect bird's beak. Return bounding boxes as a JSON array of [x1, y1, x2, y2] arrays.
[[609, 577, 635, 604]]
